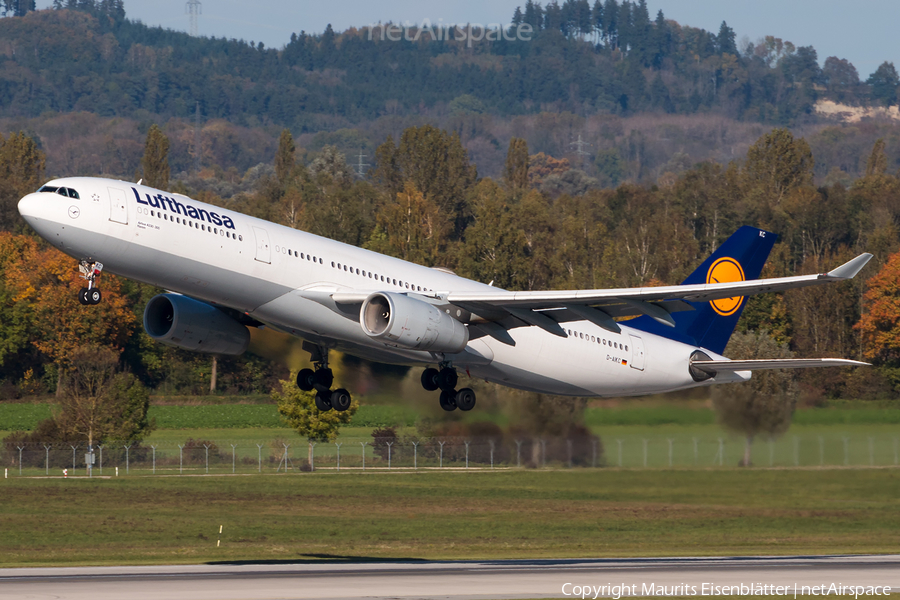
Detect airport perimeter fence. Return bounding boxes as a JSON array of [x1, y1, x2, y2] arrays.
[[2, 433, 900, 477]]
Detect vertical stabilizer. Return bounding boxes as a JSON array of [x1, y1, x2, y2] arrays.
[[628, 226, 777, 354]]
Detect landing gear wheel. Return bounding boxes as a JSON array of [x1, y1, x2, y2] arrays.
[[439, 389, 457, 412], [421, 368, 440, 391], [438, 368, 458, 391], [313, 368, 334, 393], [87, 289, 102, 305], [314, 393, 332, 411], [330, 388, 352, 412], [78, 288, 89, 305], [296, 368, 316, 391], [455, 388, 476, 411]]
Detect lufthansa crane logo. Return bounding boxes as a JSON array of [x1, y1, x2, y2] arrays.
[[706, 257, 745, 316]]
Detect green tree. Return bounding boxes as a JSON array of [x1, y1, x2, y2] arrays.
[[375, 125, 477, 237], [274, 128, 296, 185], [0, 131, 45, 232], [274, 373, 358, 466], [56, 346, 154, 448], [744, 128, 814, 206], [458, 179, 528, 289], [141, 124, 170, 190], [712, 330, 798, 466], [867, 61, 900, 107], [865, 138, 888, 177], [504, 137, 530, 193], [366, 181, 451, 267]]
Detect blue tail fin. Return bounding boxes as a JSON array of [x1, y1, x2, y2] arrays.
[[628, 226, 777, 355]]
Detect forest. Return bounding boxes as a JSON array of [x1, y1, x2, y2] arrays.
[[1, 2, 900, 407]]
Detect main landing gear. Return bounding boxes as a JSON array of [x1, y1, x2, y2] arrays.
[[77, 259, 103, 305], [421, 365, 476, 412], [296, 343, 352, 412]]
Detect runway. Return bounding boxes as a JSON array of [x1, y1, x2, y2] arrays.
[[0, 555, 897, 600]]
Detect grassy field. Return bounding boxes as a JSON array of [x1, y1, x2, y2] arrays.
[[0, 403, 418, 431], [0, 469, 897, 567]]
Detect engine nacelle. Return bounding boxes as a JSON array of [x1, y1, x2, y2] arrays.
[[143, 294, 250, 355], [361, 292, 469, 354]]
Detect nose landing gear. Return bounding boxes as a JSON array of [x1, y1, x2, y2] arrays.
[[296, 343, 353, 412], [77, 260, 103, 305], [423, 365, 476, 412]]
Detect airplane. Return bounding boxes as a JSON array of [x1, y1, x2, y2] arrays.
[[17, 177, 871, 412]]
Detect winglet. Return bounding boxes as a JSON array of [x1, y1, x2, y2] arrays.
[[825, 253, 873, 280]]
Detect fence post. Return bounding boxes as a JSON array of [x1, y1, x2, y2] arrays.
[[412, 442, 418, 470], [151, 445, 157, 475], [591, 439, 597, 468], [868, 437, 875, 466], [277, 443, 292, 472], [717, 438, 724, 466], [515, 440, 522, 468], [843, 437, 849, 466], [895, 438, 898, 466], [98, 445, 103, 475], [667, 439, 673, 467], [793, 437, 800, 467], [386, 442, 392, 470], [257, 444, 263, 473], [124, 445, 131, 475], [439, 441, 445, 468], [464, 441, 469, 469], [567, 439, 573, 468], [17, 446, 24, 476], [642, 439, 648, 468], [203, 444, 210, 474], [819, 436, 824, 466], [71, 444, 78, 474], [178, 444, 184, 475], [231, 444, 237, 474], [44, 444, 50, 475], [617, 439, 622, 467], [540, 439, 546, 468], [489, 440, 495, 469], [360, 442, 367, 471], [335, 443, 341, 471], [769, 440, 774, 466], [693, 438, 698, 465]]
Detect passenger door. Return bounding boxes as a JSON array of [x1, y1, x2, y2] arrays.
[[108, 187, 128, 224], [253, 226, 271, 264], [629, 335, 645, 371]]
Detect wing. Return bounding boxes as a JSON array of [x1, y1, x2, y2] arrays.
[[449, 253, 873, 334]]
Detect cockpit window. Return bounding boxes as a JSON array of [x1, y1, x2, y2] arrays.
[[41, 186, 80, 199]]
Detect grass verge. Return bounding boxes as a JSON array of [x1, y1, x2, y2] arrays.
[[0, 468, 897, 567]]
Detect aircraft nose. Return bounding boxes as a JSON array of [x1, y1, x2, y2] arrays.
[[17, 192, 42, 221]]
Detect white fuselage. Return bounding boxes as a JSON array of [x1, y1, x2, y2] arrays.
[[17, 177, 747, 396]]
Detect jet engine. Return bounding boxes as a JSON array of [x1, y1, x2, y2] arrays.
[[360, 292, 469, 354], [143, 294, 250, 355]]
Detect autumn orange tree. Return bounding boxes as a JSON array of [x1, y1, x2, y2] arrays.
[[0, 233, 136, 392], [856, 250, 900, 387]]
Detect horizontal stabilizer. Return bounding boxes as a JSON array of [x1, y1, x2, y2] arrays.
[[691, 358, 870, 374]]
